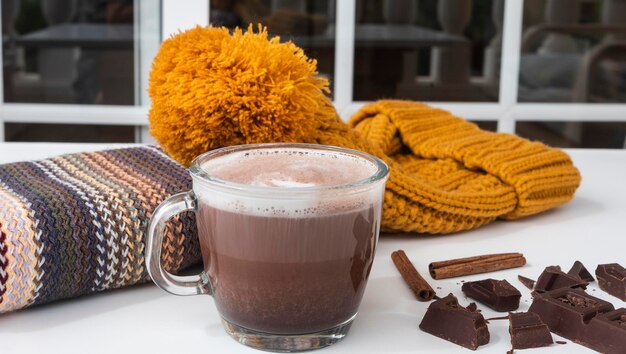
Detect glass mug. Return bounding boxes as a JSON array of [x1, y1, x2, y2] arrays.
[[146, 143, 389, 352]]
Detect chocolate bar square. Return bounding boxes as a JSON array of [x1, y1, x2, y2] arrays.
[[528, 288, 614, 341], [419, 294, 490, 350], [534, 265, 588, 292], [568, 260, 595, 282], [596, 263, 626, 301], [508, 312, 553, 349], [586, 308, 626, 354], [462, 279, 521, 312]]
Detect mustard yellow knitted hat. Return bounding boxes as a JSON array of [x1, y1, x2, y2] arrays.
[[149, 26, 581, 234]]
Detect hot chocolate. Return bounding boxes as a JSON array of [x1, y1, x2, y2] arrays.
[[195, 147, 383, 334], [205, 147, 377, 188], [197, 205, 378, 333]]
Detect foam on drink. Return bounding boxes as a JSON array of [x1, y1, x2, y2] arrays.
[[205, 148, 377, 187], [194, 147, 382, 217]]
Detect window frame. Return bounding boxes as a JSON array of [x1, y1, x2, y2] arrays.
[[0, 0, 208, 142], [1, 0, 625, 142], [337, 1, 626, 133]]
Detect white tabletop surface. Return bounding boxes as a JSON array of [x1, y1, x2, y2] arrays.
[[1, 143, 625, 354], [16, 23, 134, 49]]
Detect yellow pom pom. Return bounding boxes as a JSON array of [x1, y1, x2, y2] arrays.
[[148, 25, 332, 166]]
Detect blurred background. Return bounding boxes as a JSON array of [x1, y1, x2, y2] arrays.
[[1, 0, 626, 148]]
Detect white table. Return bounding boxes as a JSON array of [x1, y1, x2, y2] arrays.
[[1, 143, 625, 354], [15, 24, 134, 49]]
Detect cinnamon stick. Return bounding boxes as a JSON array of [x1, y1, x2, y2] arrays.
[[429, 253, 526, 280], [391, 250, 436, 301]]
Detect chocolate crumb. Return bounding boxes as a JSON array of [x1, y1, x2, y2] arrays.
[[556, 340, 566, 345], [507, 349, 514, 354]]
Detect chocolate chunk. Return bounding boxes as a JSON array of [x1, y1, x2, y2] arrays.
[[586, 308, 626, 354], [517, 275, 535, 290], [567, 260, 595, 282], [466, 302, 478, 312], [508, 312, 553, 349], [596, 263, 626, 301], [462, 279, 521, 312], [419, 294, 490, 350], [528, 288, 624, 353], [534, 265, 588, 292]]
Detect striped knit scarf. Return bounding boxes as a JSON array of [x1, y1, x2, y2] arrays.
[[0, 145, 199, 314]]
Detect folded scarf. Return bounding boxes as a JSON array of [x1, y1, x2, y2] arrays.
[[0, 146, 199, 313]]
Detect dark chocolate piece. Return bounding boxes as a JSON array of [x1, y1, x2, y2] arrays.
[[462, 279, 521, 312], [508, 312, 553, 349], [567, 260, 595, 282], [596, 263, 626, 301], [466, 302, 478, 312], [528, 288, 622, 353], [555, 340, 566, 344], [419, 294, 490, 350], [517, 275, 535, 290], [534, 265, 588, 292], [586, 308, 626, 354]]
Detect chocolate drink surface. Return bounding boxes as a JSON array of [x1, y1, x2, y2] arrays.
[[194, 147, 384, 334]]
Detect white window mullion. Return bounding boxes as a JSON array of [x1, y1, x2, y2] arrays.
[[0, 104, 148, 125], [344, 102, 504, 121], [497, 0, 524, 133], [333, 0, 356, 121], [137, 0, 161, 106], [514, 104, 626, 122], [161, 0, 209, 40], [135, 0, 163, 142]]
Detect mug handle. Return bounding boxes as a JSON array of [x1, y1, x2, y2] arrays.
[[146, 191, 213, 296]]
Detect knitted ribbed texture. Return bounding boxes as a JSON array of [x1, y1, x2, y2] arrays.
[[287, 100, 581, 234], [348, 100, 581, 229], [0, 146, 200, 314]]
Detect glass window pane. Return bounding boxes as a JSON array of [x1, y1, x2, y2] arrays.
[[519, 0, 626, 103], [474, 120, 498, 132], [516, 121, 626, 148], [5, 123, 135, 142], [353, 0, 503, 102], [210, 0, 335, 96], [3, 0, 136, 105]]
